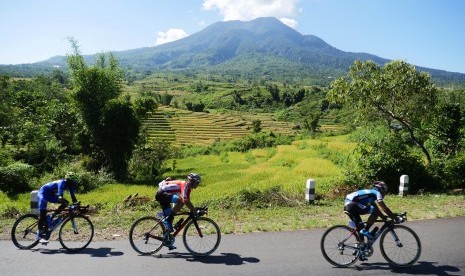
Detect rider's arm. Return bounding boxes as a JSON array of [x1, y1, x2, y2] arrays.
[[182, 183, 196, 213], [377, 200, 396, 220], [185, 200, 196, 213]]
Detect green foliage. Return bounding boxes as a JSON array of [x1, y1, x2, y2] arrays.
[[133, 96, 157, 119], [427, 102, 463, 159], [329, 60, 439, 164], [185, 101, 205, 112], [443, 153, 465, 189], [345, 126, 429, 193], [100, 99, 140, 179], [0, 162, 35, 195], [67, 40, 140, 180], [227, 132, 292, 153], [251, 119, 262, 133], [129, 138, 176, 182]]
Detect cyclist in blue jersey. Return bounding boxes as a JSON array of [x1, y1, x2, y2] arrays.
[[37, 172, 79, 243], [344, 181, 403, 241]]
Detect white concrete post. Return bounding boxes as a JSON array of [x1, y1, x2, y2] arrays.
[[305, 179, 315, 204], [30, 190, 39, 214], [399, 175, 409, 196]]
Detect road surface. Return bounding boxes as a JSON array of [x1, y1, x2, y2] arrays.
[[1, 216, 464, 276]]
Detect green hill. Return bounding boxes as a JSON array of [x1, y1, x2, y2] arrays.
[[2, 17, 464, 87]]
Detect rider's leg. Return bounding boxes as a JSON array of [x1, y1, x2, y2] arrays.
[[38, 210, 47, 236], [37, 193, 48, 238], [365, 205, 381, 231], [344, 203, 364, 230]]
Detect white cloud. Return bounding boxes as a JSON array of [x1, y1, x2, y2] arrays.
[[203, 0, 301, 28], [280, 17, 298, 28], [155, 28, 188, 46]]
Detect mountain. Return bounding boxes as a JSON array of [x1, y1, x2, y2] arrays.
[[1, 17, 465, 87]]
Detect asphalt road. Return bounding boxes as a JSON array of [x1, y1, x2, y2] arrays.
[[1, 217, 464, 276]]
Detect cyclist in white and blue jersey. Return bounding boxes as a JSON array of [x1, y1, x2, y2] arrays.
[[344, 181, 401, 240]]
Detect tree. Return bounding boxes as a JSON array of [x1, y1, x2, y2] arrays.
[[427, 102, 463, 159], [329, 60, 439, 164], [100, 99, 140, 179], [67, 38, 140, 179]]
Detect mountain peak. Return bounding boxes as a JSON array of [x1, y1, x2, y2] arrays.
[[1, 17, 464, 87]]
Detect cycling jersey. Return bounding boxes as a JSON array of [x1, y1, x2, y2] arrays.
[[344, 189, 383, 207], [38, 179, 76, 210], [160, 180, 192, 203]]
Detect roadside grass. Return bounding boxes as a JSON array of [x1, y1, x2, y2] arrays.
[[1, 134, 464, 240]]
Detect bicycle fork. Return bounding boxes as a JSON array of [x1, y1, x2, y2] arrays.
[[387, 228, 403, 247]]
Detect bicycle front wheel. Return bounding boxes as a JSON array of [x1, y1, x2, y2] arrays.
[[129, 216, 164, 255], [182, 217, 221, 256], [11, 214, 40, 249], [380, 225, 421, 267], [320, 225, 359, 267], [59, 214, 94, 252]]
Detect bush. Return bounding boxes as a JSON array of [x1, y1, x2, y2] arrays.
[[0, 162, 35, 195], [444, 153, 465, 189], [344, 130, 430, 193]]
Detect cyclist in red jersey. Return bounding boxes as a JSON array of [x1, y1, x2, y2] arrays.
[[155, 173, 201, 249]]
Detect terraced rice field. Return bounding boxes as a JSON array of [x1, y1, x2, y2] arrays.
[[142, 107, 297, 146]]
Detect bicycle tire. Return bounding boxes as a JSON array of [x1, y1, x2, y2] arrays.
[[379, 224, 421, 267], [11, 214, 40, 249], [182, 217, 221, 257], [320, 225, 360, 267], [129, 216, 164, 255], [59, 214, 94, 252]]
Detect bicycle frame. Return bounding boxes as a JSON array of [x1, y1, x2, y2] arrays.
[[147, 208, 208, 242], [47, 205, 89, 234], [366, 213, 406, 245]]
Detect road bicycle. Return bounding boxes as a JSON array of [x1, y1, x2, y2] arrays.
[[320, 212, 421, 267], [129, 206, 221, 256], [11, 203, 94, 252]]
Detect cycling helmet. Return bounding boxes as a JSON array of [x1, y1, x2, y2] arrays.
[[373, 181, 388, 193], [65, 171, 78, 183], [187, 173, 201, 184]]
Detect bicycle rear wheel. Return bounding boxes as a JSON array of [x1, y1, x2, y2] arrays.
[[320, 225, 360, 267], [129, 216, 164, 255], [182, 217, 221, 257], [59, 214, 94, 252], [11, 214, 40, 249], [380, 225, 421, 267]]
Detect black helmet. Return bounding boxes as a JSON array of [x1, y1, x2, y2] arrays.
[[373, 181, 388, 193], [187, 173, 201, 184]]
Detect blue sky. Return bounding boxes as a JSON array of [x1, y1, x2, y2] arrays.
[[1, 0, 464, 73]]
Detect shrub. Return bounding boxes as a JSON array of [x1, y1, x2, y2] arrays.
[[0, 162, 35, 195], [443, 153, 465, 190], [344, 130, 430, 193]]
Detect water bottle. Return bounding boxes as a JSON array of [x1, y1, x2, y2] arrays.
[[174, 218, 184, 230]]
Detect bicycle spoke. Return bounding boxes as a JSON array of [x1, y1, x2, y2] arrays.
[[59, 215, 94, 252], [129, 216, 164, 255], [380, 225, 421, 267], [11, 214, 40, 249], [183, 217, 221, 256], [320, 225, 359, 267]]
